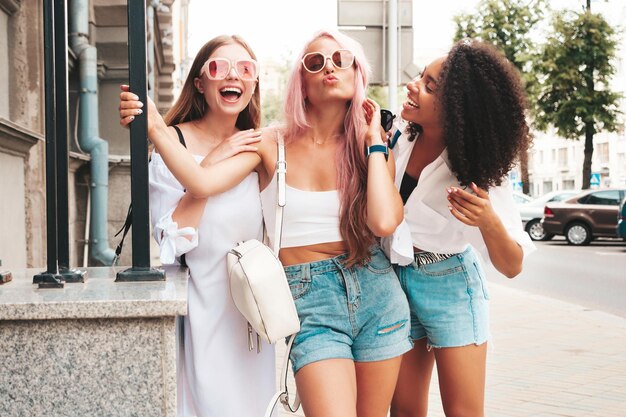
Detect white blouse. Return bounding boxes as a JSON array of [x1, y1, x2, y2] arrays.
[[383, 129, 536, 267], [148, 152, 275, 417], [149, 153, 200, 264]]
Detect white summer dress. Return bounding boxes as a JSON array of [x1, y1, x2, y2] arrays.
[[149, 152, 275, 417]]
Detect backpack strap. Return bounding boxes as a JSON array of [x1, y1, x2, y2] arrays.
[[263, 336, 300, 417]]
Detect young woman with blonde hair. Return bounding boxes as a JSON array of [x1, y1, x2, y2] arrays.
[[119, 34, 273, 417]]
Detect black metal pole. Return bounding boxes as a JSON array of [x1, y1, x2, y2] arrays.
[[54, 0, 85, 283], [116, 0, 165, 281], [34, 0, 64, 288]]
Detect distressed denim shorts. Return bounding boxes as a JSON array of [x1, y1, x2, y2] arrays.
[[284, 246, 413, 373], [395, 246, 490, 348]]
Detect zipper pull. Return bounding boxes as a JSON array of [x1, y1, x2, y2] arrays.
[[257, 333, 262, 354], [247, 323, 254, 351]]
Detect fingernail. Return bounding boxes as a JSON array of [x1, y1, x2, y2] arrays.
[[448, 205, 453, 210], [446, 188, 451, 193], [471, 182, 477, 187], [136, 109, 143, 115], [137, 101, 144, 108], [132, 95, 139, 100], [129, 116, 135, 121]]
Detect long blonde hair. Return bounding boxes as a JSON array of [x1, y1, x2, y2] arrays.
[[283, 30, 373, 266], [164, 35, 261, 129]]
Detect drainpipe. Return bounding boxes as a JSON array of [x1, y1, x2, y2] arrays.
[[69, 0, 116, 265]]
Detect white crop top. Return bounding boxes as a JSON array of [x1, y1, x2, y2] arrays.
[[260, 171, 343, 248]]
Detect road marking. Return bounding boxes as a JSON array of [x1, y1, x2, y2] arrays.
[[595, 251, 625, 256]]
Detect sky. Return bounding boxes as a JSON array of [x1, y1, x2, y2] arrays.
[[186, 0, 624, 75], [187, 0, 481, 66]]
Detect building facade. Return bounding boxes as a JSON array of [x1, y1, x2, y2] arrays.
[[0, 0, 184, 269]]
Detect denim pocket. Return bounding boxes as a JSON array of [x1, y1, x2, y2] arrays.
[[365, 252, 394, 274], [286, 271, 312, 300], [471, 261, 490, 300], [419, 257, 465, 277]]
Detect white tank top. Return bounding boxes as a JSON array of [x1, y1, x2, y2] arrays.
[[260, 171, 343, 248]]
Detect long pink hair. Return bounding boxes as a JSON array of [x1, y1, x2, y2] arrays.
[[283, 30, 373, 265]]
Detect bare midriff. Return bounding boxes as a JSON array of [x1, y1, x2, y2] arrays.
[[280, 241, 348, 266]]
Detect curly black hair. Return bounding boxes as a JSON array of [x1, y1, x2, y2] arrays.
[[408, 40, 530, 190]]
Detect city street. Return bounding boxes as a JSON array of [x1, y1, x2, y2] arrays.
[[486, 237, 626, 318]]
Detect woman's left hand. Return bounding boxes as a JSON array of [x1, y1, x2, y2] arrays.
[[447, 182, 499, 230], [363, 98, 385, 146]]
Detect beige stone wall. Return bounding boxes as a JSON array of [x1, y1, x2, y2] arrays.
[[0, 152, 26, 268], [9, 0, 46, 268]]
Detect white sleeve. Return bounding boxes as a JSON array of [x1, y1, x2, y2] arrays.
[[467, 180, 536, 265], [149, 156, 199, 265]]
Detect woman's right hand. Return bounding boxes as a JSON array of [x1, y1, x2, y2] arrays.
[[119, 85, 167, 138], [205, 129, 262, 165], [119, 84, 143, 127]]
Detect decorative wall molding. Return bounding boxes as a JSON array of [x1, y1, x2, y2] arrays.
[[0, 117, 42, 158], [0, 0, 21, 16]]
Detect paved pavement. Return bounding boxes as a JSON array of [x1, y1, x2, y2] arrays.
[[275, 283, 626, 417]]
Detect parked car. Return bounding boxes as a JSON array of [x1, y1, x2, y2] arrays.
[[512, 191, 533, 205], [519, 190, 582, 241], [541, 188, 626, 245], [618, 196, 626, 240]]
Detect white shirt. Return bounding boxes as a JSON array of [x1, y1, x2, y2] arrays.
[[383, 129, 536, 267]]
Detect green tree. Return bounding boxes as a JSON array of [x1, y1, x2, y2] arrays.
[[454, 0, 547, 195], [261, 57, 293, 126], [534, 6, 622, 189]]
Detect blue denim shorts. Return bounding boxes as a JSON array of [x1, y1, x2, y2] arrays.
[[395, 246, 490, 348], [284, 247, 413, 373]]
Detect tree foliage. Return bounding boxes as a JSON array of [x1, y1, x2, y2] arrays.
[[454, 0, 545, 87], [533, 10, 621, 139]]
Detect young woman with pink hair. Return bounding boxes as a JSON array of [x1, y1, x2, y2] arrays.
[[134, 30, 412, 417]]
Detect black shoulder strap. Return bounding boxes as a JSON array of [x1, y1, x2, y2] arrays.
[[171, 125, 188, 267], [172, 125, 187, 148]]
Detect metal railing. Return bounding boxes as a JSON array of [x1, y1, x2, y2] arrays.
[[34, 0, 165, 287]]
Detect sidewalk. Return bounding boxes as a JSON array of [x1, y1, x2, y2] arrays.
[[275, 283, 626, 417]]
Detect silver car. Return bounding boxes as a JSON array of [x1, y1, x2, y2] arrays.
[[519, 190, 582, 241]]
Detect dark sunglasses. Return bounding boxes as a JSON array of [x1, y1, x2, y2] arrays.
[[380, 109, 396, 132]]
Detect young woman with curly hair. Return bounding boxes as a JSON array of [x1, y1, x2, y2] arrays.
[[385, 40, 536, 417]]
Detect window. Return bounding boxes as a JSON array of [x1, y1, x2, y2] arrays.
[[558, 148, 568, 167], [543, 181, 553, 194], [549, 191, 578, 202], [551, 149, 556, 163], [562, 179, 575, 190], [596, 143, 609, 164], [580, 190, 621, 206]]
